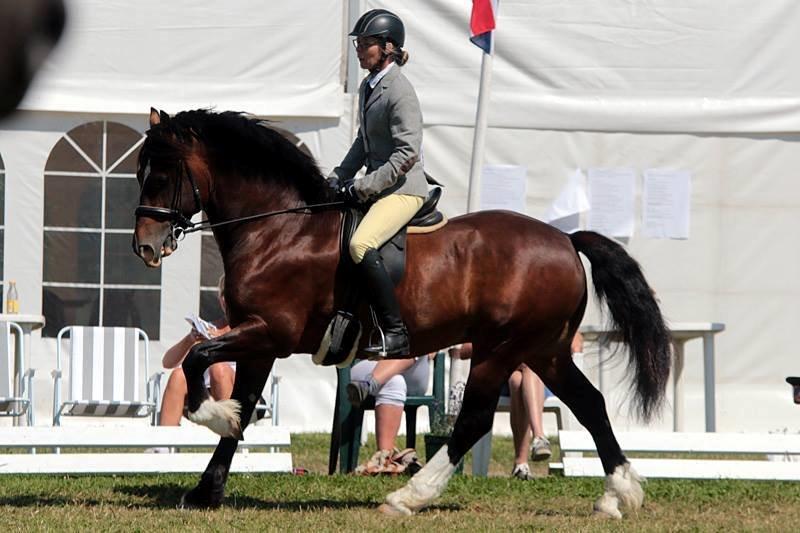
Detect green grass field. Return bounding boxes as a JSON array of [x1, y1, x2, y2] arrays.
[[1, 433, 798, 531]]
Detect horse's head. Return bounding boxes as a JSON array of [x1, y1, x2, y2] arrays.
[[0, 0, 65, 117], [133, 108, 208, 267]]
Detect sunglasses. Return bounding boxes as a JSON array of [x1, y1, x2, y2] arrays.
[[352, 37, 381, 50]]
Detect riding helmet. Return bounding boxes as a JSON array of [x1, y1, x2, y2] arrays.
[[350, 9, 405, 48]]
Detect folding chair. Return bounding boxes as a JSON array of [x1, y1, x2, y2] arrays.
[[52, 326, 163, 426], [0, 321, 35, 426], [329, 352, 445, 474], [253, 374, 281, 426]]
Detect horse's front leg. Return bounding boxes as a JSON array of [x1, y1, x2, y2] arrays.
[[182, 320, 270, 437], [380, 356, 506, 516], [181, 358, 274, 509], [179, 320, 275, 509]]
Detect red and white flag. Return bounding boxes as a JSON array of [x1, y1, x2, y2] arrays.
[[470, 0, 497, 54]]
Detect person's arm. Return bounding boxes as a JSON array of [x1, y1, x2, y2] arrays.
[[162, 330, 203, 369], [206, 319, 231, 339], [571, 332, 584, 355], [353, 86, 422, 200], [329, 127, 367, 183]]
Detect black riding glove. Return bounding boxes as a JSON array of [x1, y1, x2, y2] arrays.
[[341, 182, 361, 205], [326, 176, 342, 194]]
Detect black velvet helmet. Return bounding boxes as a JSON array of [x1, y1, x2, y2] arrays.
[[349, 9, 405, 48]]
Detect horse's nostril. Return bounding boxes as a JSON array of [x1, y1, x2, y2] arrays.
[[137, 244, 156, 264]]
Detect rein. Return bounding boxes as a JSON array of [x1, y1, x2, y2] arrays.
[[179, 200, 347, 236], [135, 158, 346, 242]]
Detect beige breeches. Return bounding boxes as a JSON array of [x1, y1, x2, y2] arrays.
[[349, 194, 425, 263]]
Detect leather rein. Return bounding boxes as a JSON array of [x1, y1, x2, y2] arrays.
[[135, 159, 346, 244]]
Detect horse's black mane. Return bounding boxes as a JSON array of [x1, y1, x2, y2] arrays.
[[144, 109, 330, 204]]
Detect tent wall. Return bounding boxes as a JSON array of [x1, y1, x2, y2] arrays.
[[22, 0, 346, 117], [1, 0, 799, 434]]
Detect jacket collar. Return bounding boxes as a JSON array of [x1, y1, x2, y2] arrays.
[[362, 63, 401, 111]]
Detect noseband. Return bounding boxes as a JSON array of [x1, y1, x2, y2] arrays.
[[135, 159, 203, 243]]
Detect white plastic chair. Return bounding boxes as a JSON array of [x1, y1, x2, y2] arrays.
[[0, 321, 35, 426], [52, 326, 163, 426], [253, 374, 281, 427]]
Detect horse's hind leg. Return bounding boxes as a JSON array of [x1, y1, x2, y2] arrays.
[[543, 358, 643, 519], [181, 358, 274, 509], [381, 352, 507, 516]]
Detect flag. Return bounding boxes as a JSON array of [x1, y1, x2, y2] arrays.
[[470, 0, 497, 54]]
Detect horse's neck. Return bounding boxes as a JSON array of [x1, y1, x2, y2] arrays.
[[210, 192, 341, 262]]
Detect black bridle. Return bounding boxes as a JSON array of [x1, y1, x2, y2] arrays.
[[135, 158, 345, 244]]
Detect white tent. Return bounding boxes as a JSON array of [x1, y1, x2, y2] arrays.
[[1, 0, 798, 435]]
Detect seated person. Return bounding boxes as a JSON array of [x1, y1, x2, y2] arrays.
[[509, 332, 583, 480], [347, 355, 431, 474], [507, 364, 551, 480], [158, 276, 235, 427]]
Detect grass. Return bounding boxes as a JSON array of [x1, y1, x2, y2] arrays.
[[1, 433, 799, 531]]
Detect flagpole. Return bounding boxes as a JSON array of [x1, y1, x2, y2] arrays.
[[466, 0, 497, 214], [466, 50, 493, 213]]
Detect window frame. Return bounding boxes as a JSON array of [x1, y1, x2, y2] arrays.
[[42, 120, 161, 337]]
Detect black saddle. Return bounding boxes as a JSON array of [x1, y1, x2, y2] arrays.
[[313, 187, 446, 367], [339, 187, 444, 284]]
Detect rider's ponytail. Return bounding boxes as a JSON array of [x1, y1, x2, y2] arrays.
[[394, 48, 409, 66], [384, 40, 409, 66]]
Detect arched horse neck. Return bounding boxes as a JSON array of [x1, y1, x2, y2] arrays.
[[198, 153, 332, 253]]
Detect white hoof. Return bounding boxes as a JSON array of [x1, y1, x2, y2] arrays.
[[382, 444, 457, 515], [593, 462, 644, 518], [593, 492, 622, 519], [187, 398, 242, 437], [379, 499, 413, 516]]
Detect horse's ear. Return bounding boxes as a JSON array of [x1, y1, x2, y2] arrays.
[[149, 107, 160, 127], [159, 110, 171, 124]]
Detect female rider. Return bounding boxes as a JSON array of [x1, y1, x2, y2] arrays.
[[328, 9, 429, 358]]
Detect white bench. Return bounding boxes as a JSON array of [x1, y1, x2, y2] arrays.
[[0, 425, 292, 474], [471, 395, 565, 476], [551, 430, 800, 480]]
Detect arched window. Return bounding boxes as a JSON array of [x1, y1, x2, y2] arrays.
[[198, 127, 313, 319], [42, 121, 161, 338]]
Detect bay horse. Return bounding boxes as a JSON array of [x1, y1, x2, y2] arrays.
[[133, 108, 671, 518]]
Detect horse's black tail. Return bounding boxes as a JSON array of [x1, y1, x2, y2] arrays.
[[569, 231, 671, 422]]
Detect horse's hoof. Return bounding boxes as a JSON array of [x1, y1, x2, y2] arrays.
[[592, 509, 622, 520], [592, 493, 622, 519], [178, 467, 227, 509], [378, 502, 413, 516], [179, 487, 222, 510]]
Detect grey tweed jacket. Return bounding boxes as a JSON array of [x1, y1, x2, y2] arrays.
[[330, 64, 429, 200]]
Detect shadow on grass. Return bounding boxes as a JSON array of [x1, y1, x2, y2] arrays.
[[112, 483, 465, 512], [0, 495, 103, 507]]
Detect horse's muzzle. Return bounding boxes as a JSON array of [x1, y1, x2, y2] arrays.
[[132, 226, 174, 267]]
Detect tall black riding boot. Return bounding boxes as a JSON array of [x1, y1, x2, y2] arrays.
[[358, 248, 410, 357]]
